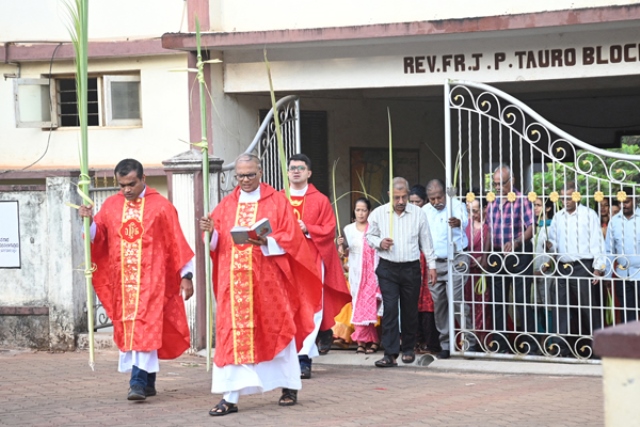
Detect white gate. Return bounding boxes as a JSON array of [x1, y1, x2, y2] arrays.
[[445, 79, 640, 363], [218, 95, 300, 201]]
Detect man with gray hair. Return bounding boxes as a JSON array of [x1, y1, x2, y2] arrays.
[[483, 164, 537, 354], [200, 153, 322, 415], [423, 179, 477, 359], [366, 177, 437, 367]]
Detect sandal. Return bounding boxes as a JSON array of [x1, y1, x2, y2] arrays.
[[365, 343, 380, 354], [356, 345, 366, 354], [374, 355, 398, 368], [209, 399, 238, 416], [402, 351, 416, 364], [279, 388, 298, 406]]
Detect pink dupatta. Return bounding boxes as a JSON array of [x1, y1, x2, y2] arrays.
[[351, 224, 380, 325]]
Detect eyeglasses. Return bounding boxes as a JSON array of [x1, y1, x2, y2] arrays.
[[288, 165, 307, 172], [235, 173, 257, 181], [492, 178, 511, 187]]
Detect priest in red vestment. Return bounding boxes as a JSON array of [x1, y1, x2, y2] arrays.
[[201, 154, 322, 417], [79, 159, 194, 402], [286, 154, 351, 379]]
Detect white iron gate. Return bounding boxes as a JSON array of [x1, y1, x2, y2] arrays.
[[445, 79, 640, 363], [218, 95, 300, 201]]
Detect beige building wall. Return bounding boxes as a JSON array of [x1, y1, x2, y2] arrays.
[[1, 0, 187, 41], [0, 54, 190, 171], [211, 0, 639, 32]]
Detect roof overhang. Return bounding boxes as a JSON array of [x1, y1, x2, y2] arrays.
[[161, 4, 640, 52]]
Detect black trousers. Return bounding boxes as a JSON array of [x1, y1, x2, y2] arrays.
[[556, 261, 602, 336], [487, 246, 537, 351], [376, 258, 421, 357], [417, 311, 441, 352], [614, 279, 640, 323]]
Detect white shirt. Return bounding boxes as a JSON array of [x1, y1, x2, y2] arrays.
[[422, 197, 469, 259], [546, 204, 606, 271], [606, 208, 640, 279], [366, 202, 436, 268]]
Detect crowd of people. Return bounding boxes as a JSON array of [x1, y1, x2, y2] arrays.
[[80, 156, 640, 416], [330, 164, 640, 361]]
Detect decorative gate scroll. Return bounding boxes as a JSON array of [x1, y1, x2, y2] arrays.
[[445, 80, 640, 363]]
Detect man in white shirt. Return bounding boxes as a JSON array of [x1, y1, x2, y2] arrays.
[[543, 181, 606, 357], [605, 189, 640, 323], [366, 177, 436, 367], [423, 179, 476, 359]]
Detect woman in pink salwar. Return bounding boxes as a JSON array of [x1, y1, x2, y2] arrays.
[[337, 198, 380, 354]]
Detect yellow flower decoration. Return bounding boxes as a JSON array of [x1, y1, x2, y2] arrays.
[[617, 190, 627, 202], [527, 191, 537, 203], [507, 192, 517, 203], [486, 192, 496, 203], [571, 192, 581, 203], [594, 191, 604, 203], [549, 191, 559, 203], [465, 192, 476, 203]]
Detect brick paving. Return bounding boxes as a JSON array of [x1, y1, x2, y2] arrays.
[[0, 349, 603, 427]]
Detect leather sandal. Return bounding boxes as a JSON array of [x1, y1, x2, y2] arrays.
[[366, 343, 380, 354], [402, 351, 416, 364], [279, 388, 298, 406], [356, 345, 366, 354], [374, 355, 398, 368], [209, 399, 238, 416]]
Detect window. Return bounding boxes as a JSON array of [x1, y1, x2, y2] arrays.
[[14, 74, 141, 128], [14, 78, 57, 128]]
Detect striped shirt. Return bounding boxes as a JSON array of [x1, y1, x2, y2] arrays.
[[366, 202, 436, 268], [546, 204, 606, 271], [486, 189, 533, 249]]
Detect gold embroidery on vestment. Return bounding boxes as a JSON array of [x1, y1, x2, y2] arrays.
[[230, 202, 257, 364], [119, 198, 145, 350]]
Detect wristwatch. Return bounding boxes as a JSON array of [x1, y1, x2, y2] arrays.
[[182, 272, 193, 280]]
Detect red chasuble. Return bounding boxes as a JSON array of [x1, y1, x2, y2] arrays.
[[209, 183, 322, 368], [288, 184, 351, 330], [91, 188, 193, 359]]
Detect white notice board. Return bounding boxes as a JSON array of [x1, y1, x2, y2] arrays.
[[0, 201, 21, 268]]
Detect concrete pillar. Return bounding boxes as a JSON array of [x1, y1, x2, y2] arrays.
[[594, 321, 640, 427], [163, 149, 223, 350], [46, 176, 86, 351]]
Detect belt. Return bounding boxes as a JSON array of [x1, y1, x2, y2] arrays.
[[436, 258, 447, 263], [379, 258, 420, 266]]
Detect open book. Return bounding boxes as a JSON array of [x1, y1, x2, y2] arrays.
[[230, 218, 272, 244]]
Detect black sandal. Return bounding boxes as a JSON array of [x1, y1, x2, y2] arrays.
[[402, 351, 416, 364], [279, 388, 298, 406], [374, 355, 398, 368], [366, 343, 380, 354], [209, 399, 238, 416], [356, 345, 366, 354]]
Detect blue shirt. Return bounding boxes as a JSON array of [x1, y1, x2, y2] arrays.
[[422, 197, 468, 259], [606, 208, 640, 279]]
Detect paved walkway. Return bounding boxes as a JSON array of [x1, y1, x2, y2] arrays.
[[0, 347, 603, 427]]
